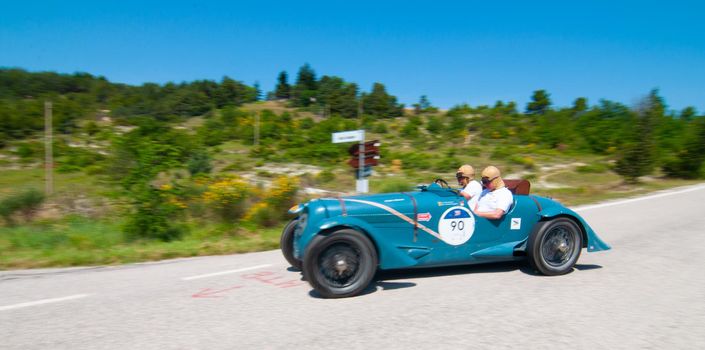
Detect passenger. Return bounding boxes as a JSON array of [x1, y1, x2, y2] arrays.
[[456, 164, 482, 208], [473, 166, 513, 220]]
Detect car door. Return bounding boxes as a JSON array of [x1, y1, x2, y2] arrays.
[[412, 187, 515, 266]]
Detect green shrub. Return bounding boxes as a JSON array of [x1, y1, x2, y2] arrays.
[[187, 149, 212, 176], [373, 122, 388, 134], [123, 186, 187, 241], [491, 146, 518, 160], [434, 156, 460, 172], [576, 163, 610, 173], [0, 188, 45, 226], [374, 178, 415, 193], [395, 152, 431, 170], [465, 146, 481, 156], [316, 169, 335, 183], [508, 155, 536, 169], [15, 142, 42, 161]]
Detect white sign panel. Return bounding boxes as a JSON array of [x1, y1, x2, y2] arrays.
[[332, 130, 364, 143], [438, 206, 475, 245]]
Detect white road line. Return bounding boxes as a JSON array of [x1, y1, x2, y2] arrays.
[[0, 294, 90, 312], [181, 264, 272, 281], [573, 183, 705, 212]]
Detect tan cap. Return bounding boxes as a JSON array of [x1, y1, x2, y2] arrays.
[[481, 166, 505, 189], [456, 164, 475, 178]]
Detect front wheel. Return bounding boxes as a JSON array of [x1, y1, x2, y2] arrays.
[[527, 218, 582, 276], [302, 229, 377, 298], [280, 219, 302, 270]]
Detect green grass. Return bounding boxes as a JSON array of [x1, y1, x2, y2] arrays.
[[0, 168, 111, 199], [0, 216, 284, 269], [534, 177, 703, 206]]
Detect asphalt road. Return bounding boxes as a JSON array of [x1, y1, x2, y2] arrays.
[[2, 184, 705, 349]]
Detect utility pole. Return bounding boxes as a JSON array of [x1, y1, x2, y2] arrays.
[[254, 112, 260, 147], [44, 101, 53, 196]]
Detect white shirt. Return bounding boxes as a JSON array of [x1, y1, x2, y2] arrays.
[[476, 187, 514, 214], [461, 180, 483, 208]]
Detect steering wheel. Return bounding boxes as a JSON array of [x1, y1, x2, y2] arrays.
[[434, 178, 450, 189], [434, 178, 460, 195]]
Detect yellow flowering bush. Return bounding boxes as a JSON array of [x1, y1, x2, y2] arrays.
[[202, 176, 251, 221], [244, 202, 278, 227], [265, 176, 299, 212]]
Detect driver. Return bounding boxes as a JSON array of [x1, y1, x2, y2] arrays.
[[473, 166, 513, 220], [456, 164, 482, 208]]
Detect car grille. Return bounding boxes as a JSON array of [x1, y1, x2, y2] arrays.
[[295, 212, 307, 238]]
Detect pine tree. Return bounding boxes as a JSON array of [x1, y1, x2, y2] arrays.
[[361, 83, 403, 119], [526, 90, 552, 115], [274, 71, 290, 99], [291, 63, 318, 106]]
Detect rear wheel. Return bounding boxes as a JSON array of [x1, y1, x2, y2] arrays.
[[280, 219, 302, 270], [303, 229, 377, 298], [527, 218, 582, 275]]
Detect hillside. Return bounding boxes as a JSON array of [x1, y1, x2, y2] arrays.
[[1, 68, 704, 268]]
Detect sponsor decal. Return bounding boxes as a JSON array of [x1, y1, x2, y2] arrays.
[[437, 201, 457, 206], [510, 218, 521, 230], [417, 212, 432, 222], [438, 206, 475, 245], [384, 198, 405, 203]]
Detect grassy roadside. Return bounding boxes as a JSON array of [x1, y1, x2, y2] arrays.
[[2, 179, 703, 270], [0, 216, 282, 269]]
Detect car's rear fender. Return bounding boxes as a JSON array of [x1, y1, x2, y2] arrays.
[[537, 206, 611, 252], [314, 216, 423, 270]]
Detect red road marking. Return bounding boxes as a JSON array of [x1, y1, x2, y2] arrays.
[[241, 271, 307, 289], [191, 285, 243, 298]]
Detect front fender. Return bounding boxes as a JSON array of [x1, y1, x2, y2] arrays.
[[538, 206, 611, 252], [305, 216, 423, 270]]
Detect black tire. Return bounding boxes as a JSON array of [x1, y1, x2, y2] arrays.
[[302, 229, 378, 298], [527, 218, 582, 276], [280, 219, 302, 270]]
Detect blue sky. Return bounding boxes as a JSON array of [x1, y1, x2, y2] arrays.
[[2, 0, 704, 112]]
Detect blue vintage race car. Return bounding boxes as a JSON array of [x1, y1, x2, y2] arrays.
[[280, 179, 610, 298]]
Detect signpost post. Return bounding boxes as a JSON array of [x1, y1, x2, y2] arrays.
[[332, 130, 368, 193]]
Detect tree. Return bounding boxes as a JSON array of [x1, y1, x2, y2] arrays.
[[317, 76, 359, 118], [426, 115, 443, 134], [573, 97, 588, 113], [680, 106, 697, 122], [615, 90, 663, 182], [414, 95, 433, 115], [253, 81, 261, 101], [291, 63, 318, 107], [526, 90, 552, 115], [361, 83, 403, 118], [274, 71, 290, 99], [110, 119, 194, 240]]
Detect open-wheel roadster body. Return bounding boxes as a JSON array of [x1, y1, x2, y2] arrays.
[[281, 179, 610, 298]]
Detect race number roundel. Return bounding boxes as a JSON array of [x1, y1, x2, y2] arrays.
[[438, 206, 475, 245]]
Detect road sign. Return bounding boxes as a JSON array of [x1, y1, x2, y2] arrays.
[[348, 157, 379, 168], [332, 130, 364, 143], [330, 129, 374, 194], [354, 166, 373, 179], [348, 140, 381, 156]]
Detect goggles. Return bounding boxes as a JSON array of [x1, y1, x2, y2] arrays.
[[481, 176, 498, 185]]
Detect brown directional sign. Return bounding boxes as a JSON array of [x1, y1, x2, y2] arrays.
[[348, 157, 379, 168], [348, 140, 381, 156]]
